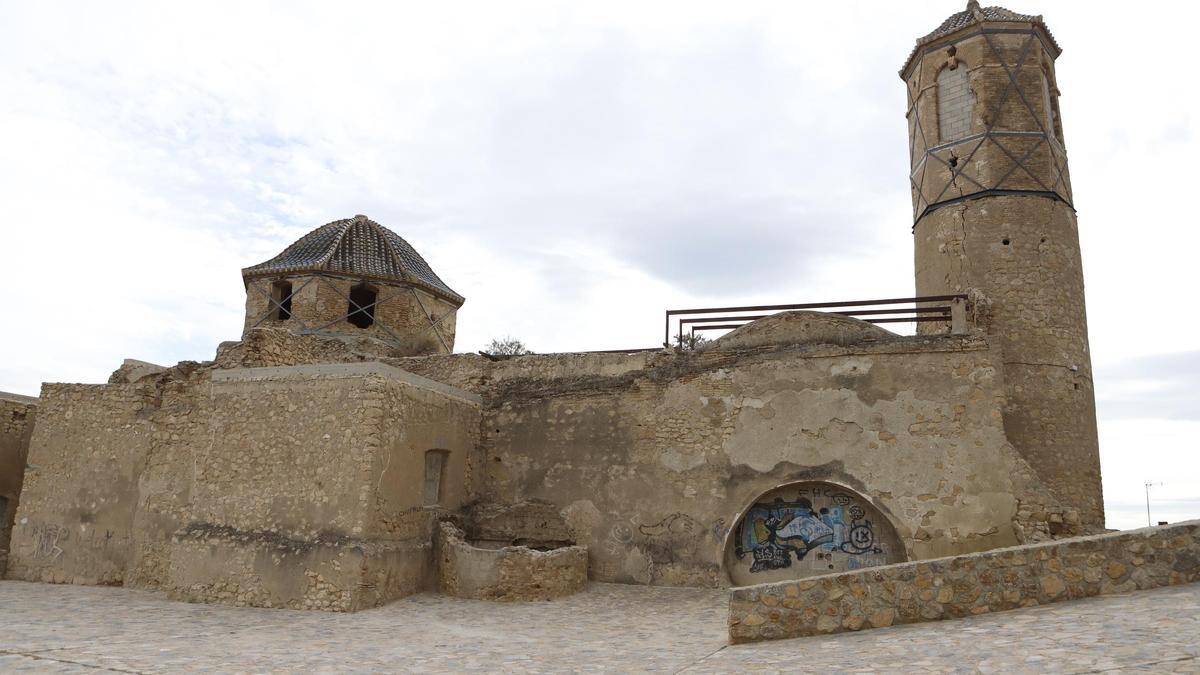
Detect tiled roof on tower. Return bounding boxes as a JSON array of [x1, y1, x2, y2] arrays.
[[243, 215, 464, 306], [901, 1, 1060, 77]]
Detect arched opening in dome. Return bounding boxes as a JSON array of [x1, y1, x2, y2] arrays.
[[348, 283, 377, 329], [270, 280, 292, 321]]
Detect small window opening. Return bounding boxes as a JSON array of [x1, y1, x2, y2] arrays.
[[423, 450, 449, 506], [270, 280, 293, 321], [1002, 238, 1011, 246], [347, 284, 377, 329]]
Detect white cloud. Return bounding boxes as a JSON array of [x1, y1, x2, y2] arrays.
[[1, 0, 1197, 528]]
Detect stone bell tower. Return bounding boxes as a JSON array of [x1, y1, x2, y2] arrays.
[[902, 2, 1103, 527]]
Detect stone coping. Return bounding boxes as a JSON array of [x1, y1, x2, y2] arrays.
[[211, 361, 481, 405], [729, 520, 1200, 643], [0, 390, 39, 404]]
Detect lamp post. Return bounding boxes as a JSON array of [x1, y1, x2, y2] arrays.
[[1145, 481, 1164, 527]]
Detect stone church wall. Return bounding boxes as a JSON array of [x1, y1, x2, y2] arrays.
[[472, 334, 1050, 588]]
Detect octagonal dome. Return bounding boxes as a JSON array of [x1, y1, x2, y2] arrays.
[[243, 214, 464, 306]]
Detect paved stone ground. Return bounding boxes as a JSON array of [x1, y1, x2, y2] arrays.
[[0, 580, 1197, 673]]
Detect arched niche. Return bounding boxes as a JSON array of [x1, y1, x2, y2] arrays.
[[724, 481, 906, 587]]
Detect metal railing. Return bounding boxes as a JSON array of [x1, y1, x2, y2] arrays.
[[664, 295, 968, 347]]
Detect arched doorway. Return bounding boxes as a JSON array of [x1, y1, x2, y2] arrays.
[[725, 481, 906, 586]]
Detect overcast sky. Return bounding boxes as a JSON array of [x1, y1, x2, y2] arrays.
[[1, 1, 1196, 530]]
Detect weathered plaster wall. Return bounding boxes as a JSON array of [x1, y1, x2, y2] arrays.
[[8, 384, 152, 584], [729, 520, 1200, 643], [475, 335, 1053, 588], [368, 367, 483, 545], [0, 392, 37, 576], [243, 275, 458, 355]]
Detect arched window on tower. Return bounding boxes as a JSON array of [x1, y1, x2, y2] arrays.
[[347, 283, 377, 329], [937, 63, 973, 143], [270, 280, 292, 321]]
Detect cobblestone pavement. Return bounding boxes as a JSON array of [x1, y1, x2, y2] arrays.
[[0, 580, 1197, 673]]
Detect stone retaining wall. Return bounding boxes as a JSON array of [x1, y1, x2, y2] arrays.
[[436, 522, 587, 601], [729, 520, 1200, 643]]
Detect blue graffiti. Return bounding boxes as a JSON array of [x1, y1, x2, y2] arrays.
[[734, 495, 880, 573]]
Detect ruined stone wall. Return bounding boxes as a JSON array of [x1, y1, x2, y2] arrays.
[[10, 358, 480, 611], [7, 384, 152, 584], [126, 366, 212, 589], [436, 521, 587, 601], [162, 363, 481, 610], [393, 350, 659, 394], [729, 520, 1200, 643], [0, 393, 37, 576], [214, 328, 368, 370], [475, 335, 1055, 588], [243, 275, 458, 355]]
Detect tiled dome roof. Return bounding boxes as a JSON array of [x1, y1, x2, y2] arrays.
[[243, 215, 464, 306], [901, 2, 1060, 77]]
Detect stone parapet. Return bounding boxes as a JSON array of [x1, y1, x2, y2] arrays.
[[436, 522, 587, 601], [729, 521, 1200, 643]]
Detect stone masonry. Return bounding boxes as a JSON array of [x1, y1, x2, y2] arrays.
[[0, 392, 37, 577], [436, 521, 587, 601], [904, 3, 1103, 527], [729, 520, 1200, 643]]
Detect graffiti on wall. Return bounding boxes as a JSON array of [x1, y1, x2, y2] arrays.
[[29, 521, 69, 560], [733, 484, 897, 578]]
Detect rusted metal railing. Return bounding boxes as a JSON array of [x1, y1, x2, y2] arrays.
[[664, 295, 968, 347]]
